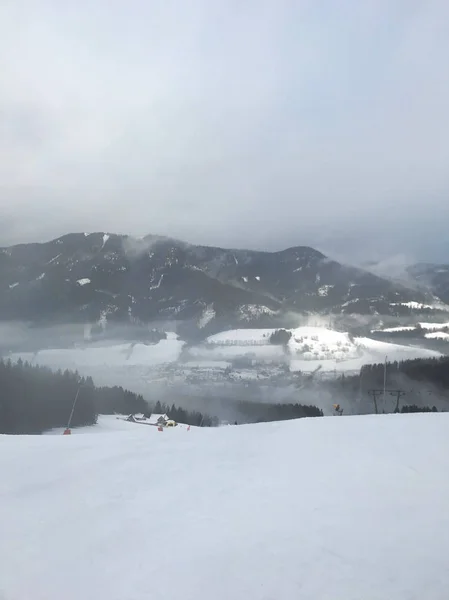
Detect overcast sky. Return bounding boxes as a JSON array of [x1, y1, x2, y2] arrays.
[[1, 0, 448, 262]]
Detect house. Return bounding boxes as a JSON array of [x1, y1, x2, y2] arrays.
[[126, 414, 148, 423], [125, 413, 177, 427], [147, 413, 169, 427]]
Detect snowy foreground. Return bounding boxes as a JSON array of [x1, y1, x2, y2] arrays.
[[1, 415, 449, 600]]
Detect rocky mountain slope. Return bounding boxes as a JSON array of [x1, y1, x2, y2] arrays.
[[0, 232, 444, 334], [407, 263, 449, 304]]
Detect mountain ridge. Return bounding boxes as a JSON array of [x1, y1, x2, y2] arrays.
[[1, 232, 446, 335]]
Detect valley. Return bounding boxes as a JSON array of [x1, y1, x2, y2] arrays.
[[7, 324, 449, 417], [2, 232, 449, 419]]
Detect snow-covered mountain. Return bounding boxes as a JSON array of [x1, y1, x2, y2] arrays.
[[1, 413, 449, 599], [0, 232, 446, 334]]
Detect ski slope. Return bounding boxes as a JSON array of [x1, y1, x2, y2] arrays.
[[1, 414, 449, 600]]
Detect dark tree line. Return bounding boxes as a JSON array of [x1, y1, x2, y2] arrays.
[[0, 359, 218, 434], [150, 400, 219, 427], [319, 356, 449, 413], [95, 385, 147, 416], [253, 402, 323, 422], [0, 359, 98, 434], [359, 356, 449, 389], [401, 405, 439, 413], [234, 399, 323, 423]]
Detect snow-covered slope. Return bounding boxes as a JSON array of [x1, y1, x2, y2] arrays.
[[1, 414, 449, 600], [207, 328, 277, 344], [373, 321, 449, 333], [13, 337, 185, 370], [46, 415, 192, 435], [202, 327, 441, 371], [426, 331, 449, 341]]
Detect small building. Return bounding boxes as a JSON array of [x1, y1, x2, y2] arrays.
[[125, 413, 147, 423], [126, 413, 177, 427], [147, 413, 169, 427]]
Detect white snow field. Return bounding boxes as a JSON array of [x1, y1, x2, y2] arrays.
[[1, 414, 449, 600], [202, 327, 442, 372], [372, 322, 449, 334], [7, 327, 443, 396], [426, 331, 449, 341], [10, 328, 442, 376], [12, 337, 185, 370]]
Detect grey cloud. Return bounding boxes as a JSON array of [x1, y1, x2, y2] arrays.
[[0, 0, 448, 262]]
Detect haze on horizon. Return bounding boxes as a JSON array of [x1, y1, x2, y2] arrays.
[[1, 0, 448, 263]]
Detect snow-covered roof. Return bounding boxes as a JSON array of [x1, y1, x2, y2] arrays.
[[147, 413, 168, 425]]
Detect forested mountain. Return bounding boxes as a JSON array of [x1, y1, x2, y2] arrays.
[[1, 232, 444, 336], [407, 263, 449, 304]]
